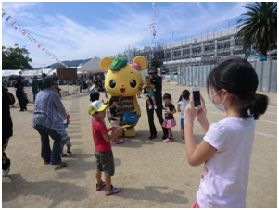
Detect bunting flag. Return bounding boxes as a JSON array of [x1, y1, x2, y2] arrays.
[[2, 8, 66, 67]]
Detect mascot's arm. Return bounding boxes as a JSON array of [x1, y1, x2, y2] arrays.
[[133, 96, 141, 117]]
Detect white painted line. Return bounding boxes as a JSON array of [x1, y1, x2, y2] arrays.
[[259, 119, 277, 125], [207, 111, 276, 125], [207, 111, 225, 116], [265, 111, 277, 116], [255, 132, 277, 140]]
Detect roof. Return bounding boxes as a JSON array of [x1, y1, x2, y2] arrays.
[[79, 57, 103, 73]]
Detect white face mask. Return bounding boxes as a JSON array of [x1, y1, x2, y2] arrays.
[[209, 92, 225, 112]]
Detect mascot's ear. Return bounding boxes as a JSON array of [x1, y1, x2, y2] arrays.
[[133, 56, 147, 71], [100, 57, 113, 72]]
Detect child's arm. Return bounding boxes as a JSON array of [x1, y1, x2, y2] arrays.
[[66, 114, 70, 125], [102, 127, 123, 142], [171, 105, 176, 114], [177, 103, 181, 112], [184, 99, 216, 167]]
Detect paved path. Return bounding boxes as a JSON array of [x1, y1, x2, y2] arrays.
[[3, 82, 277, 207]]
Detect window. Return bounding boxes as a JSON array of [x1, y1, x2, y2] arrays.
[[192, 47, 201, 55], [205, 43, 215, 52], [173, 50, 181, 57], [182, 49, 190, 56], [235, 38, 243, 46]]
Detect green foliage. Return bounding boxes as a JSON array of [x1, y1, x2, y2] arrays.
[[236, 2, 277, 56], [2, 44, 32, 69]]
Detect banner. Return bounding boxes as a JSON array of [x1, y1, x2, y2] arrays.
[[2, 8, 66, 67], [57, 68, 77, 80]]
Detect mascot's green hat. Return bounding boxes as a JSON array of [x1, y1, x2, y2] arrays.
[[110, 56, 128, 71]]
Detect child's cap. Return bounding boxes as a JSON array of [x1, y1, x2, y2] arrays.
[[88, 100, 108, 116]]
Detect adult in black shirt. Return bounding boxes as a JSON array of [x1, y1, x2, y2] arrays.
[[3, 85, 14, 176], [145, 68, 168, 140], [14, 78, 28, 111]]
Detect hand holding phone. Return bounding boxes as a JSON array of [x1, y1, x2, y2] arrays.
[[192, 87, 201, 109]]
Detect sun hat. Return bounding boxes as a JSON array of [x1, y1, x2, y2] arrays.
[[88, 100, 108, 115]]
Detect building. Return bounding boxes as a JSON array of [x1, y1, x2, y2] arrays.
[[123, 27, 245, 72]]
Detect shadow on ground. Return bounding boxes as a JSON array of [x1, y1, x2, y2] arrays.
[[117, 186, 188, 205], [113, 130, 204, 148], [57, 154, 121, 179], [3, 173, 88, 208]]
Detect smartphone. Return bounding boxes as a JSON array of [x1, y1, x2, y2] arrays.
[[192, 87, 201, 109]]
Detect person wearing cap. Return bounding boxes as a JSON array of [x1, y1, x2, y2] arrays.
[[32, 76, 69, 169], [89, 100, 123, 196], [146, 67, 168, 140]]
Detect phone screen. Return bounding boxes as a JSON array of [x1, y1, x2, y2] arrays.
[[193, 90, 201, 107]]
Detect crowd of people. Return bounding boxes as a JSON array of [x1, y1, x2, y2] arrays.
[[2, 57, 270, 207]]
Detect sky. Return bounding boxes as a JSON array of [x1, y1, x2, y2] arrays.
[[2, 2, 248, 68]]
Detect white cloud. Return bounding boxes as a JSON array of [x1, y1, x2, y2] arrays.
[[2, 2, 248, 67]]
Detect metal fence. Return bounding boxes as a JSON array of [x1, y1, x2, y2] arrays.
[[177, 60, 277, 92]]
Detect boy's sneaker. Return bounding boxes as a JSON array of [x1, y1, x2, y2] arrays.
[[163, 138, 170, 143], [2, 168, 10, 177], [106, 185, 121, 196], [96, 180, 106, 191]]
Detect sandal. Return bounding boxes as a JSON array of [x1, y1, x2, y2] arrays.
[[96, 180, 106, 191], [106, 185, 121, 196]]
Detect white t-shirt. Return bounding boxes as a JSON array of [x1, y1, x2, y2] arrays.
[[197, 117, 255, 208], [177, 99, 189, 118]]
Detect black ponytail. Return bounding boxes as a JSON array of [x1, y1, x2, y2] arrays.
[[208, 57, 269, 120], [240, 94, 269, 120]]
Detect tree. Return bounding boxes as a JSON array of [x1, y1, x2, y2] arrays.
[[236, 2, 277, 57], [2, 44, 32, 69]]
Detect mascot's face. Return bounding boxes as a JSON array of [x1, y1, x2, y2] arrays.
[[100, 56, 147, 97], [106, 65, 143, 96]]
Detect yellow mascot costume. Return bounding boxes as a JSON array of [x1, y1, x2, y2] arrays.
[[100, 56, 147, 137]]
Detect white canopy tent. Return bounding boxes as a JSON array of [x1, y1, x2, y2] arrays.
[[2, 68, 56, 78], [2, 69, 21, 77], [79, 57, 103, 74]]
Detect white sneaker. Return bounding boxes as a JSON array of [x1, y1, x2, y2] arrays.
[[3, 168, 10, 177], [163, 138, 170, 143]]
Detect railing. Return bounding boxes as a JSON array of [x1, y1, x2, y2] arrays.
[[177, 60, 277, 92]]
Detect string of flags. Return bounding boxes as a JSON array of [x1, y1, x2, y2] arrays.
[[2, 8, 66, 67]]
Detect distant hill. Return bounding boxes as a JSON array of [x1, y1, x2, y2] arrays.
[[46, 58, 92, 68]]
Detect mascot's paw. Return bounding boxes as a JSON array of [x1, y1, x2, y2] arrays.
[[124, 127, 136, 138]]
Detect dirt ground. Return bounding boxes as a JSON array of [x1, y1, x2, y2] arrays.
[[2, 81, 277, 208]]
